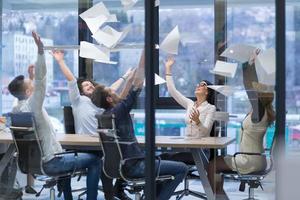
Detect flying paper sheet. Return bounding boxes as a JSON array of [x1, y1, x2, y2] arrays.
[[221, 44, 257, 63], [252, 81, 274, 93], [79, 2, 117, 23], [143, 74, 166, 86], [155, 0, 160, 7], [209, 60, 238, 78], [160, 26, 180, 55], [83, 15, 108, 34], [121, 0, 138, 9], [79, 41, 117, 64], [213, 111, 229, 122], [207, 85, 234, 96], [255, 58, 275, 86], [256, 48, 275, 75], [93, 25, 131, 48]]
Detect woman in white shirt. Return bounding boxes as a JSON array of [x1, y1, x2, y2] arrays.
[[207, 49, 275, 199], [161, 57, 216, 164]]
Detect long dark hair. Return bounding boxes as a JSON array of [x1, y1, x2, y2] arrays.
[[202, 80, 215, 106]]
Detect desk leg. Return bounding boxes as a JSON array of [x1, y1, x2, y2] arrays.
[[0, 145, 15, 176], [191, 148, 215, 200]]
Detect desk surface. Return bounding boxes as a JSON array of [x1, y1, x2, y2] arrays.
[[0, 132, 234, 149]]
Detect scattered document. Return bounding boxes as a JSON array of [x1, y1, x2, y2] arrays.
[[221, 44, 257, 63], [252, 81, 274, 93], [155, 0, 160, 7], [121, 0, 138, 9], [93, 25, 131, 48], [209, 60, 238, 78], [160, 26, 180, 55], [213, 112, 229, 122], [143, 73, 166, 86], [255, 57, 275, 86], [83, 15, 108, 34], [207, 85, 234, 96], [79, 41, 117, 64], [79, 2, 117, 23], [256, 48, 275, 75]]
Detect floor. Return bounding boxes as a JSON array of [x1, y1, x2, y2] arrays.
[[17, 171, 275, 200]]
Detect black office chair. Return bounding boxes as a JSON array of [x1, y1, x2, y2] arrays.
[[222, 134, 276, 200], [10, 112, 77, 200], [96, 113, 174, 200], [63, 106, 75, 134]]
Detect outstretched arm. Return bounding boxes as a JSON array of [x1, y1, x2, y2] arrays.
[[51, 50, 75, 81], [132, 49, 145, 89], [110, 68, 134, 92], [28, 31, 46, 110], [165, 57, 192, 109], [119, 68, 136, 99], [243, 49, 265, 123], [51, 50, 80, 104]]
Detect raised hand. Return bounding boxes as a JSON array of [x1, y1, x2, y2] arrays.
[[32, 31, 44, 54], [189, 107, 200, 125], [249, 48, 261, 65], [50, 50, 65, 63], [123, 67, 135, 80], [28, 64, 35, 80], [165, 56, 175, 74]]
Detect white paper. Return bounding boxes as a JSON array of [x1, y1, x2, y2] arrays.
[[93, 25, 131, 48], [221, 44, 257, 63], [143, 73, 166, 86], [213, 111, 229, 122], [207, 85, 234, 96], [209, 60, 238, 78], [121, 0, 138, 9], [256, 48, 275, 75], [83, 15, 108, 34], [79, 2, 117, 23], [155, 0, 160, 7], [255, 58, 275, 86], [79, 41, 117, 64], [160, 26, 180, 55], [252, 82, 274, 93]]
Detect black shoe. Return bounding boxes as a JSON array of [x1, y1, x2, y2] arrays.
[[114, 190, 132, 200]]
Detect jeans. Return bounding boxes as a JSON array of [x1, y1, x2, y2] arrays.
[[125, 160, 188, 200], [43, 153, 101, 200]]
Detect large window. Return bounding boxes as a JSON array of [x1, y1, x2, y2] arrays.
[[1, 1, 78, 132]]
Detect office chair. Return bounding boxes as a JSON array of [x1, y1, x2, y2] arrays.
[[96, 113, 174, 200], [172, 111, 229, 200], [222, 133, 276, 200], [10, 112, 78, 200], [63, 106, 75, 134]]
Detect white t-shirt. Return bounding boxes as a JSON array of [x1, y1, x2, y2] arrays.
[[68, 80, 102, 136]]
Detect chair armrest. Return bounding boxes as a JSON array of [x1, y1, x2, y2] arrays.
[[54, 150, 78, 156], [121, 155, 162, 178], [10, 126, 34, 132]]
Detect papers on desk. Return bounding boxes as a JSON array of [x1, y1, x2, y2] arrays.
[[209, 60, 238, 78], [79, 2, 117, 23], [221, 44, 257, 63], [79, 41, 117, 64], [121, 0, 138, 9], [207, 85, 234, 96], [143, 74, 166, 86], [255, 48, 275, 75], [159, 26, 180, 55], [92, 25, 131, 49]]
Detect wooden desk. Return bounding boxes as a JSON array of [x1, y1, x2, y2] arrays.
[[0, 132, 234, 200]]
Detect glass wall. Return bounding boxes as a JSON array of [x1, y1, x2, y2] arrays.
[[1, 0, 78, 132]]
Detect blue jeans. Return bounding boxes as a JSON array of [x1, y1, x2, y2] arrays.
[[125, 160, 188, 200], [43, 153, 101, 200]]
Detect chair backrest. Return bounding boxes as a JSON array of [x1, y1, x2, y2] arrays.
[[63, 106, 75, 134], [9, 112, 43, 175], [96, 113, 123, 179]]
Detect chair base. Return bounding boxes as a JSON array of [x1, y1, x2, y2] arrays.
[[174, 189, 207, 200]]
